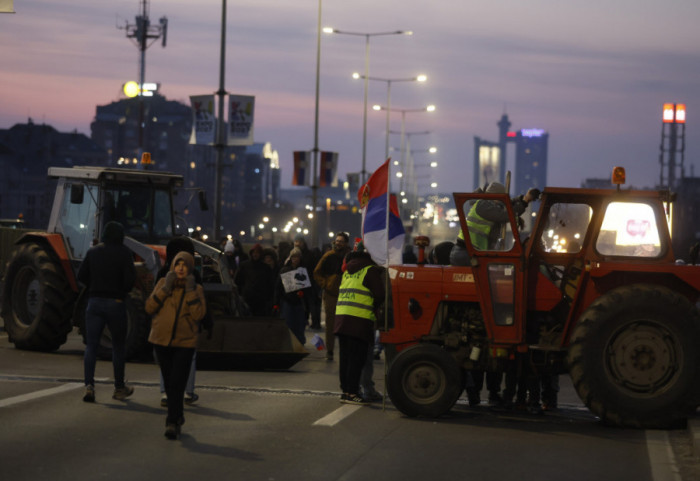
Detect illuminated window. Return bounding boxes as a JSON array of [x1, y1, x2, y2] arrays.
[[597, 202, 661, 257]]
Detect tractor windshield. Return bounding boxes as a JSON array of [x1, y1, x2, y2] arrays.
[[102, 185, 174, 243]]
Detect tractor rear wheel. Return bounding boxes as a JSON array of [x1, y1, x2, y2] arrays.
[[568, 284, 700, 428], [387, 343, 464, 417], [1, 242, 74, 351]]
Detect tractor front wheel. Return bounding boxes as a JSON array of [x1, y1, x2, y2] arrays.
[[568, 284, 700, 428], [387, 343, 464, 417], [1, 243, 74, 351]]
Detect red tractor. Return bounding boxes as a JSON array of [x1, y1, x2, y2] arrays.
[[382, 169, 700, 428]]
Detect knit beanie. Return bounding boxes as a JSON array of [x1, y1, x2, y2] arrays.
[[101, 221, 125, 245]]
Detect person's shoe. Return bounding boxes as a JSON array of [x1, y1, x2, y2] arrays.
[[344, 394, 368, 405], [467, 395, 481, 408], [112, 385, 134, 401], [527, 403, 544, 415], [488, 393, 504, 408], [326, 351, 334, 361], [542, 402, 557, 412], [184, 392, 199, 405], [339, 393, 349, 403], [362, 391, 383, 403], [373, 351, 381, 360], [164, 423, 178, 440], [160, 394, 168, 408], [83, 385, 95, 403]]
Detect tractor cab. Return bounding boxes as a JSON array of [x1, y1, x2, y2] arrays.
[[47, 166, 183, 261]]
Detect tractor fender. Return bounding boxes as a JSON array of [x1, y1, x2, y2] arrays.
[[12, 232, 78, 292]]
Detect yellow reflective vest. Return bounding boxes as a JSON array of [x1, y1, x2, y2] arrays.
[[335, 265, 376, 321], [458, 202, 494, 250]]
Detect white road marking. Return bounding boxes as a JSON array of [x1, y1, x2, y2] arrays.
[[313, 404, 363, 427], [646, 430, 682, 481], [0, 382, 83, 408]]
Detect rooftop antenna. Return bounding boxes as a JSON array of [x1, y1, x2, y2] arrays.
[[118, 0, 168, 161]]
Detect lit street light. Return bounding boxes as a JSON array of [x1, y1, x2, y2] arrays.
[[352, 73, 426, 161], [324, 27, 413, 183]]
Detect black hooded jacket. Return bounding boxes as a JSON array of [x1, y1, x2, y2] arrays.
[[77, 221, 136, 300]]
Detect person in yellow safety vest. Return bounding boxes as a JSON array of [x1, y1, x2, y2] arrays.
[[334, 244, 385, 405], [450, 182, 540, 266]]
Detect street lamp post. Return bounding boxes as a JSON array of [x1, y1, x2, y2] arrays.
[[324, 28, 412, 184], [352, 73, 426, 161]]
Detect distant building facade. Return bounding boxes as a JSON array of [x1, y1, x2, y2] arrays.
[[473, 114, 548, 195], [0, 120, 107, 227], [89, 94, 281, 239]]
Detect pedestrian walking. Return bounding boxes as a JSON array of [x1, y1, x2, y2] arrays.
[[146, 251, 207, 440], [155, 236, 209, 408], [77, 221, 136, 403], [313, 232, 351, 360]]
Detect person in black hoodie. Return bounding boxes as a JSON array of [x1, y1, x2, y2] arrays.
[[78, 221, 136, 403], [234, 243, 275, 316], [334, 246, 385, 405]]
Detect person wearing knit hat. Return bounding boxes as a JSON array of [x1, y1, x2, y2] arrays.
[[234, 242, 276, 316], [77, 221, 136, 404], [273, 247, 312, 345], [146, 251, 207, 440], [293, 235, 322, 331]]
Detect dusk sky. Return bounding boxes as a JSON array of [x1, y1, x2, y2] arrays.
[[2, 0, 699, 195]]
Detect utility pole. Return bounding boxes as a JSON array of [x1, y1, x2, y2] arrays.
[[119, 0, 168, 160]]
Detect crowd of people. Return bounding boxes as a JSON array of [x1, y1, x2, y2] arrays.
[[78, 191, 556, 440]]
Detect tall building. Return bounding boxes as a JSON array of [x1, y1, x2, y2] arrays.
[[473, 114, 548, 194], [512, 128, 548, 195]]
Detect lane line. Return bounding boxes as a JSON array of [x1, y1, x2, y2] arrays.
[[646, 430, 682, 481], [0, 382, 83, 408], [313, 405, 363, 427]]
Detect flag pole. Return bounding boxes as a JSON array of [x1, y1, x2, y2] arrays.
[[382, 157, 391, 411]]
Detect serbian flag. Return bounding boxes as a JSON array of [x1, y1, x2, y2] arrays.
[[311, 333, 326, 351], [292, 151, 311, 186], [358, 159, 405, 266], [318, 151, 338, 187]]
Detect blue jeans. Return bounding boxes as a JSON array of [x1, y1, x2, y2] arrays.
[[281, 301, 306, 345], [83, 297, 128, 388]]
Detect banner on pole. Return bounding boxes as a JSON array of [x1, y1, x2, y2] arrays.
[[293, 151, 311, 186], [0, 0, 14, 13], [189, 95, 216, 145], [228, 94, 255, 145], [318, 151, 339, 187]]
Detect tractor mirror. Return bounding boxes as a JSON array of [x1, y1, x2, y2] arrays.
[[70, 184, 85, 204], [198, 190, 209, 211]]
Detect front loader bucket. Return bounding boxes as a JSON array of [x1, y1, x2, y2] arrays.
[[196, 316, 309, 370]]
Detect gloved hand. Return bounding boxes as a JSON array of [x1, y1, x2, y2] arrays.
[[185, 274, 196, 292], [525, 188, 541, 202], [163, 271, 177, 294]]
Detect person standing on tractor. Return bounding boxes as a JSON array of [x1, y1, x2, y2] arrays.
[[78, 221, 136, 403], [313, 232, 351, 361], [146, 251, 207, 440], [450, 182, 540, 266], [450, 182, 540, 407]]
